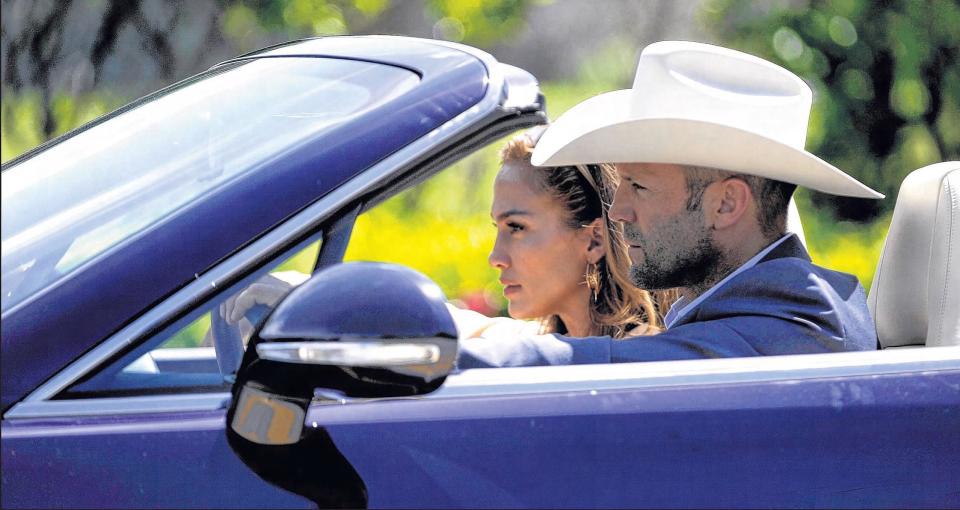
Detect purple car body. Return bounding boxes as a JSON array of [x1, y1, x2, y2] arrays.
[[2, 36, 958, 509]]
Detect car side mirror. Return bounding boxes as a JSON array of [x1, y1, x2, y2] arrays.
[[224, 263, 458, 507], [227, 262, 458, 446]]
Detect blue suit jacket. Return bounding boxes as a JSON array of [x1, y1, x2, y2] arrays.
[[457, 235, 878, 368]]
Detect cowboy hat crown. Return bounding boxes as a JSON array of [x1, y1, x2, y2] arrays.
[[531, 40, 883, 199]]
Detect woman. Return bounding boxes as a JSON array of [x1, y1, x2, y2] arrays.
[[453, 129, 675, 339]]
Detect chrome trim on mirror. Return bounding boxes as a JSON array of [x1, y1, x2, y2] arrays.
[[19, 48, 522, 404], [257, 341, 440, 366]]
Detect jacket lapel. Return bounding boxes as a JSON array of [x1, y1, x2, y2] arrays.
[[668, 234, 811, 329], [760, 233, 811, 263]]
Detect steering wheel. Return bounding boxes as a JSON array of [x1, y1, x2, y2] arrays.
[[212, 303, 272, 381]]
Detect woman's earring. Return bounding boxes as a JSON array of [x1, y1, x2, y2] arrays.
[[585, 263, 600, 303]]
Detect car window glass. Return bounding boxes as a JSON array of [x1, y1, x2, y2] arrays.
[[344, 148, 506, 316], [60, 239, 321, 398], [1, 58, 418, 313]]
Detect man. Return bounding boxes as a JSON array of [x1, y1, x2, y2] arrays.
[[457, 41, 881, 368]]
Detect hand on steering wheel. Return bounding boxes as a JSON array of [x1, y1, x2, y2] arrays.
[[212, 271, 310, 378], [221, 271, 310, 335]]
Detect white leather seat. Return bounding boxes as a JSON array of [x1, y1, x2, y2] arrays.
[[869, 161, 960, 347]]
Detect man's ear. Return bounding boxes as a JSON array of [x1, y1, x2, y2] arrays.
[[710, 178, 752, 230], [583, 218, 607, 264]]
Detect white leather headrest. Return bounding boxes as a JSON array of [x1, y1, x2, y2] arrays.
[[869, 162, 960, 347]]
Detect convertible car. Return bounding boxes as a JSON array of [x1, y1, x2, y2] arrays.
[[2, 36, 958, 509]]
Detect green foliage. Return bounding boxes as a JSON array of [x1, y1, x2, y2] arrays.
[[1, 94, 43, 162], [426, 0, 530, 45], [162, 313, 212, 349], [219, 0, 533, 49], [218, 0, 391, 53], [275, 240, 323, 273], [700, 0, 959, 221], [795, 190, 888, 290], [224, 0, 388, 32], [1, 91, 125, 163]]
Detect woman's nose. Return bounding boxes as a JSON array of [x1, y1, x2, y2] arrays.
[[488, 238, 509, 269]]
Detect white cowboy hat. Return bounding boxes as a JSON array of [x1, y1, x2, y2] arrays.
[[531, 41, 883, 199]]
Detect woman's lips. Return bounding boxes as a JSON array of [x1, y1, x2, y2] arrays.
[[503, 284, 521, 297]]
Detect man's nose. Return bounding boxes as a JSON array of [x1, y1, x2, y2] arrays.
[[609, 186, 635, 223]]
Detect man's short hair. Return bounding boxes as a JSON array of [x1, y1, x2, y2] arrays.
[[684, 166, 797, 239]]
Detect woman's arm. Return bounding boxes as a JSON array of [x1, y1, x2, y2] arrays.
[[444, 303, 540, 339]]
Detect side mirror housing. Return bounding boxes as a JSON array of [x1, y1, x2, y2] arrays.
[[228, 262, 458, 445]]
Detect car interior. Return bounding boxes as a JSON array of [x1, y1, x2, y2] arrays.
[[65, 160, 959, 400]]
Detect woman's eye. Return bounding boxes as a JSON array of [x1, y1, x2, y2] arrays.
[[632, 182, 647, 192], [507, 222, 524, 233]]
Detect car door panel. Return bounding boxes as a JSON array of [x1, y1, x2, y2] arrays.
[[1, 410, 311, 509], [316, 369, 959, 508]]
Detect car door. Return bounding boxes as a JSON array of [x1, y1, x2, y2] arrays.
[[304, 348, 960, 508]]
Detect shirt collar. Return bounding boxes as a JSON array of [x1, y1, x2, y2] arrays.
[[663, 234, 793, 329]]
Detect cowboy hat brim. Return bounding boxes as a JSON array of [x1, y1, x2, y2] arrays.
[[531, 90, 884, 199]]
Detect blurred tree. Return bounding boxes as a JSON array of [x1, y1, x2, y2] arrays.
[[1, 0, 534, 160], [218, 0, 390, 49], [5, 0, 178, 140], [701, 0, 959, 221], [1, 0, 390, 146], [425, 0, 529, 46]]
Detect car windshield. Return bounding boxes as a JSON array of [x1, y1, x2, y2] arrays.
[[1, 57, 419, 313]]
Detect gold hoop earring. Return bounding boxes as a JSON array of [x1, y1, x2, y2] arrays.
[[585, 262, 600, 303]]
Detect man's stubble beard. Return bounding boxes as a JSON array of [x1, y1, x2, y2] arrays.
[[624, 210, 730, 296]]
